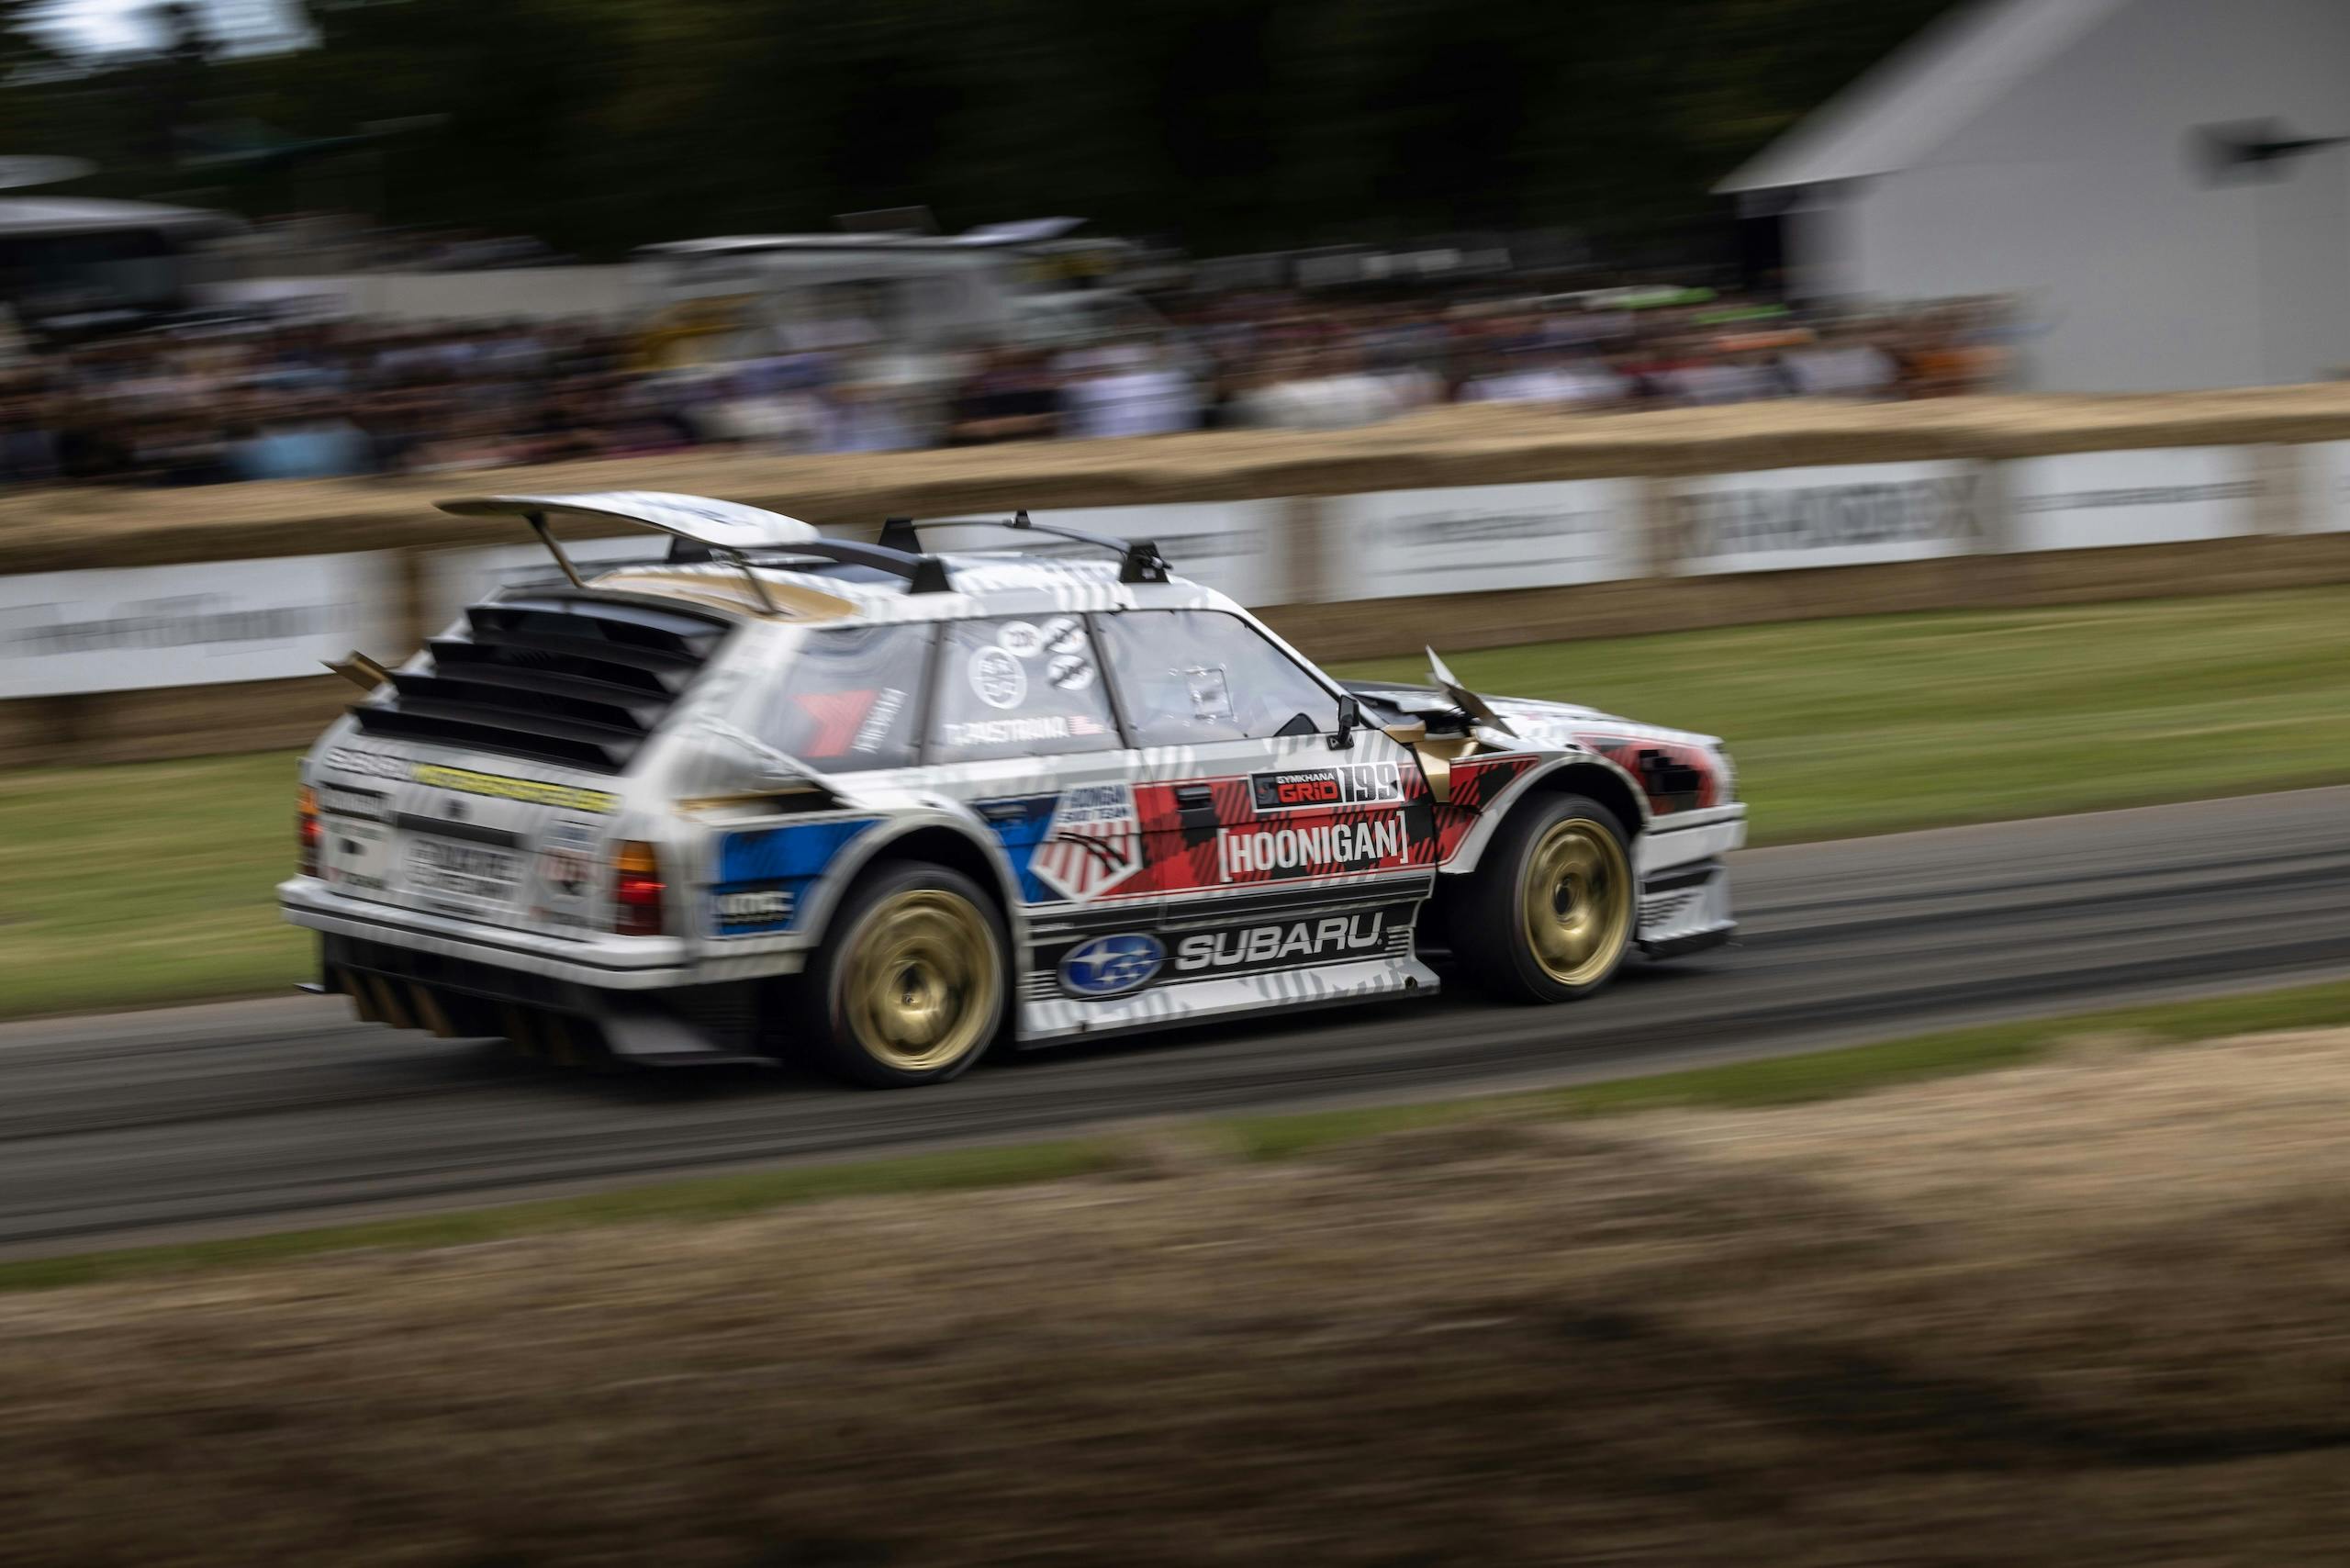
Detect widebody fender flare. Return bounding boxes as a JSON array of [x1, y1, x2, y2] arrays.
[[787, 795, 1034, 957], [1438, 748, 1651, 879]]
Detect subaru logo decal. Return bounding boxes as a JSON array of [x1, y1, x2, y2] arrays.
[[1058, 933, 1165, 999]]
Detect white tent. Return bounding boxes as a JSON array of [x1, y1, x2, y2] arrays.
[[1722, 0, 2350, 392]]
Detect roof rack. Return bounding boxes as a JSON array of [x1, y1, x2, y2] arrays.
[[883, 510, 1169, 584], [750, 536, 954, 594]]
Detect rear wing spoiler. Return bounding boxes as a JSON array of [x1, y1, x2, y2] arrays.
[[437, 491, 822, 612]]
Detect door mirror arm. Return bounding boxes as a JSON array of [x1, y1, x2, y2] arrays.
[[1328, 694, 1362, 751]]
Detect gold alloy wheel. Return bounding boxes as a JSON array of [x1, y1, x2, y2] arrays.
[[840, 889, 1002, 1072], [1519, 817, 1633, 988]]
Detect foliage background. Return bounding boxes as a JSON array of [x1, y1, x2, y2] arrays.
[[4, 0, 1958, 258]]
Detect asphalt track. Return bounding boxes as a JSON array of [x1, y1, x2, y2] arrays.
[[4, 787, 2346, 1256]]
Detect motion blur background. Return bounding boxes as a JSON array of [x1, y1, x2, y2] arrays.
[[0, 0, 2019, 481], [5, 5, 2350, 1564]]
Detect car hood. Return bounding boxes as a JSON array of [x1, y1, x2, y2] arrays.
[[1342, 680, 1723, 754]]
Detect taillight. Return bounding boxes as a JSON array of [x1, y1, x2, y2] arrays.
[[297, 785, 321, 877], [611, 840, 666, 936]]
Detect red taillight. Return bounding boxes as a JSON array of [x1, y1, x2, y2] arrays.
[[297, 785, 321, 877], [611, 841, 666, 936]]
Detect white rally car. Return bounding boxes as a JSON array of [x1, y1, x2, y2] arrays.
[[282, 493, 1744, 1086]]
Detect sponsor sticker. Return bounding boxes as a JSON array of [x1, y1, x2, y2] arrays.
[[1057, 932, 1165, 998], [324, 746, 410, 782], [941, 713, 1105, 748], [1172, 912, 1391, 974], [1217, 814, 1407, 882], [322, 817, 392, 891], [968, 645, 1027, 710], [712, 885, 794, 932], [534, 819, 599, 926], [413, 764, 620, 814], [315, 782, 388, 821], [1184, 666, 1234, 722], [1250, 762, 1403, 813], [1032, 783, 1144, 902], [1045, 652, 1095, 692], [998, 621, 1044, 658], [322, 750, 619, 812]]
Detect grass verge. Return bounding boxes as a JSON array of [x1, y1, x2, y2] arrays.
[[6, 586, 2348, 1020], [1343, 585, 2350, 844], [7, 976, 2346, 1294]]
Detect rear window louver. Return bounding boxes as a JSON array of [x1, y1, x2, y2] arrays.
[[350, 595, 730, 773]]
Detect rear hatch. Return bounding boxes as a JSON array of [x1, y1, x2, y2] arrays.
[[315, 592, 732, 935]]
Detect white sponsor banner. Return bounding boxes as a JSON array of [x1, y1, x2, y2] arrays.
[[1326, 480, 1639, 599], [924, 502, 1287, 604], [1672, 459, 1984, 575], [2008, 446, 2255, 551], [0, 554, 387, 699], [426, 535, 668, 629], [2301, 442, 2350, 532]]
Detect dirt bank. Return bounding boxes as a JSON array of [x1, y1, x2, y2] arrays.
[[4, 1029, 2347, 1566]]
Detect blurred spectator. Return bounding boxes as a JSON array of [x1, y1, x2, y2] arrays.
[[946, 350, 1059, 445], [1057, 344, 1196, 438], [0, 289, 2012, 492]]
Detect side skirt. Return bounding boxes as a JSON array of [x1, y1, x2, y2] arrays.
[[1017, 952, 1442, 1045]]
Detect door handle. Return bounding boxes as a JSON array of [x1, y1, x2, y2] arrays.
[[1172, 782, 1217, 828]]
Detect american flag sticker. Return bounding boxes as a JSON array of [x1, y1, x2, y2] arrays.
[[1032, 783, 1143, 902]]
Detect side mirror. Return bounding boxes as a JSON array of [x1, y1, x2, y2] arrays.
[[1328, 694, 1362, 751]]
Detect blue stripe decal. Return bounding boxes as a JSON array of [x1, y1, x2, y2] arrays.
[[979, 794, 1060, 904], [710, 816, 880, 935]]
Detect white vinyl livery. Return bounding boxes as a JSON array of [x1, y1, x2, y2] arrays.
[[281, 494, 1745, 1086]]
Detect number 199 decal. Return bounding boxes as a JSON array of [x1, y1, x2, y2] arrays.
[[1249, 761, 1403, 813]]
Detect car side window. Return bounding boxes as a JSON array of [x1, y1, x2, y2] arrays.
[[928, 614, 1122, 763], [1097, 609, 1338, 745], [752, 623, 931, 772]]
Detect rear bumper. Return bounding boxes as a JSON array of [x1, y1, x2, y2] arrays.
[[280, 877, 692, 991], [282, 879, 776, 1063]]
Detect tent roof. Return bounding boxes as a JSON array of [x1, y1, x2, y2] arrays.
[[1718, 0, 2138, 193]]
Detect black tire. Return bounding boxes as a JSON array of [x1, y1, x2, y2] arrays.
[[1450, 792, 1636, 1004], [802, 861, 1009, 1088]]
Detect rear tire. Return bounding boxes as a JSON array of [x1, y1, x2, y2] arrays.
[[804, 862, 1008, 1088], [1452, 793, 1635, 1004]]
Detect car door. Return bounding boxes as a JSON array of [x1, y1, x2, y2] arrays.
[[912, 613, 1163, 1009], [1092, 608, 1437, 984]]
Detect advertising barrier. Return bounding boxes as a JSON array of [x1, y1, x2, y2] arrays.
[[2305, 441, 2350, 532], [7, 425, 2350, 764], [1322, 480, 1640, 599], [0, 553, 387, 700], [2007, 445, 2257, 551], [1668, 460, 1985, 576]]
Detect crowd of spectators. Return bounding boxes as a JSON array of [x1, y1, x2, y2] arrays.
[[0, 291, 2017, 488]]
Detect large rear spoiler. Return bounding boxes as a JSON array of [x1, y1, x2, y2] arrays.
[[437, 491, 822, 612]]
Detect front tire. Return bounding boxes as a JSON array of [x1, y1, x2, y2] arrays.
[[1453, 793, 1635, 1004], [805, 863, 1008, 1087]]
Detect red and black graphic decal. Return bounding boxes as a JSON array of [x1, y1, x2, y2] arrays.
[[1574, 734, 1720, 815], [1433, 754, 1540, 861], [789, 689, 878, 756]]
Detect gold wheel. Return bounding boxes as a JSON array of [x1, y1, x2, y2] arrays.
[[839, 888, 1002, 1073], [1519, 817, 1633, 988]]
